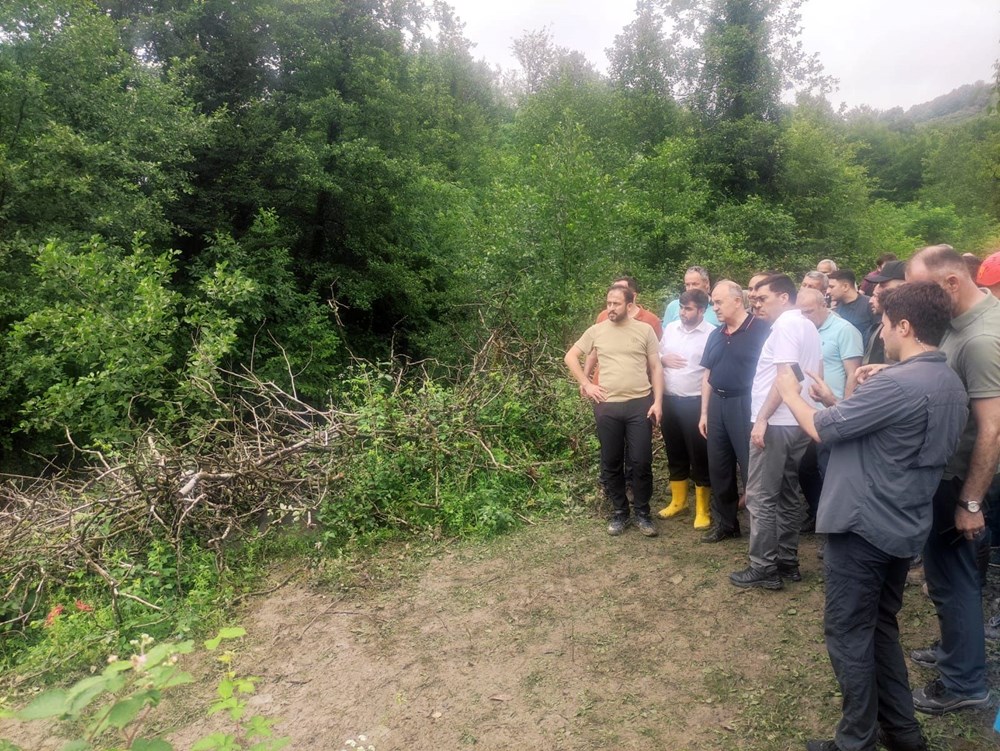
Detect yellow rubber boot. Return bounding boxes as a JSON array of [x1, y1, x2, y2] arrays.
[[659, 480, 689, 518], [693, 485, 712, 530]]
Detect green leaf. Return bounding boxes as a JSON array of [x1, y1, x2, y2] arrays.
[[104, 696, 146, 729], [16, 689, 69, 720], [191, 733, 235, 751], [58, 741, 91, 751], [0, 740, 25, 751], [131, 739, 174, 751], [65, 675, 112, 715], [203, 628, 245, 651]]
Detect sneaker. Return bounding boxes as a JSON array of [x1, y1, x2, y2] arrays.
[[635, 516, 658, 537], [912, 678, 990, 715], [729, 566, 783, 590], [607, 517, 627, 536], [876, 728, 928, 751], [700, 526, 740, 543], [908, 641, 939, 669], [805, 741, 839, 751], [778, 564, 802, 582]]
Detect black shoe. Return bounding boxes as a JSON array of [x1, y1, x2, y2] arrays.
[[876, 727, 927, 751], [778, 564, 802, 582], [729, 566, 783, 590], [912, 677, 990, 714], [701, 526, 740, 543], [635, 515, 658, 537], [607, 516, 627, 536], [805, 740, 839, 751], [908, 641, 939, 669]]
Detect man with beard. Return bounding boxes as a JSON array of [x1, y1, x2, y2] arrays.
[[565, 285, 664, 537]]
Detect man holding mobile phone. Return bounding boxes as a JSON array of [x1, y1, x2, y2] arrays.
[[775, 281, 968, 751], [730, 274, 822, 590]]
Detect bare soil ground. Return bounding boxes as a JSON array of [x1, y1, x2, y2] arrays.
[[6, 502, 999, 751]]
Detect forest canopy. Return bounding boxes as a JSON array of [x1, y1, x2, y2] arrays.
[[0, 0, 997, 459]]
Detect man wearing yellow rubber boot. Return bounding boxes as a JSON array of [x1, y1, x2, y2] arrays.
[[658, 289, 717, 529]]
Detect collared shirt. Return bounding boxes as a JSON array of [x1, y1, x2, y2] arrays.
[[817, 313, 863, 399], [700, 313, 770, 392], [751, 309, 823, 425], [815, 351, 969, 557], [663, 298, 719, 328], [939, 291, 1000, 480], [659, 318, 716, 397]]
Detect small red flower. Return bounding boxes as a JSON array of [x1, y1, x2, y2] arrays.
[[74, 599, 94, 613], [44, 604, 64, 627]]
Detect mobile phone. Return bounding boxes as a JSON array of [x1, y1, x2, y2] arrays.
[[790, 363, 805, 382]]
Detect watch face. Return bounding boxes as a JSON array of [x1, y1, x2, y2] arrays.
[[968, 501, 981, 513]]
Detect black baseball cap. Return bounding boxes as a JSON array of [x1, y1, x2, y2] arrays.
[[867, 260, 906, 284]]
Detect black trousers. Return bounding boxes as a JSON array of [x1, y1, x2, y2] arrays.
[[824, 532, 923, 751], [661, 395, 710, 486], [595, 395, 654, 518], [799, 441, 831, 520], [705, 391, 750, 534]]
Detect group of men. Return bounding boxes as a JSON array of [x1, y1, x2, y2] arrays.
[[564, 245, 1000, 751]]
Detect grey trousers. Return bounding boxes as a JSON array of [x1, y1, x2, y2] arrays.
[[745, 424, 810, 574]]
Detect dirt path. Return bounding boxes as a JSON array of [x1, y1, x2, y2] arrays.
[[162, 512, 997, 751], [5, 509, 996, 750]]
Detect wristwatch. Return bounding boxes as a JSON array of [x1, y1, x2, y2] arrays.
[[957, 498, 982, 513]]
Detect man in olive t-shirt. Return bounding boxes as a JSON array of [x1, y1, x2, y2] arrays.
[[565, 285, 664, 537]]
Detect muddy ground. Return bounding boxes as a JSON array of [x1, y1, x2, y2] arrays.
[[5, 499, 999, 751]]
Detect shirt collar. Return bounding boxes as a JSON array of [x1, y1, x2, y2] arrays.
[[950, 291, 998, 332]]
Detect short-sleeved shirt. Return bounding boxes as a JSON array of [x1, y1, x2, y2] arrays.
[[574, 317, 659, 402], [940, 292, 1000, 480], [659, 319, 716, 397], [663, 298, 719, 328], [834, 294, 876, 341], [700, 313, 771, 393], [751, 309, 823, 425], [815, 351, 969, 557], [817, 313, 864, 399]]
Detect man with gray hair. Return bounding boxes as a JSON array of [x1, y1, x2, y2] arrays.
[[801, 271, 829, 296], [663, 266, 720, 327], [697, 280, 771, 543], [817, 259, 838, 275]]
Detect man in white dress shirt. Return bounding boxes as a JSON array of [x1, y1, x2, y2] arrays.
[[657, 289, 717, 529], [730, 274, 823, 590]]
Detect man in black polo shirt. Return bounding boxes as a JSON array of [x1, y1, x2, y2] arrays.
[[698, 280, 771, 542]]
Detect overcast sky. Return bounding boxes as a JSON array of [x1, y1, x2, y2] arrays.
[[444, 0, 1000, 111]]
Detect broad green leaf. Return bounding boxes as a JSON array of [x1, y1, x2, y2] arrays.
[[65, 675, 112, 715], [0, 740, 24, 751], [191, 732, 236, 751], [58, 740, 91, 751], [16, 689, 69, 720], [104, 696, 146, 730]]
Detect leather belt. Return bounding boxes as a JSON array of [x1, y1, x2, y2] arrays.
[[712, 387, 748, 398]]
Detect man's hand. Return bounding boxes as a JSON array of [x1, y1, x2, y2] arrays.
[[854, 363, 888, 386], [955, 506, 986, 541], [806, 370, 837, 407], [647, 401, 662, 426], [750, 419, 767, 449], [775, 369, 800, 401], [582, 382, 608, 403], [698, 414, 708, 439], [661, 353, 687, 369]]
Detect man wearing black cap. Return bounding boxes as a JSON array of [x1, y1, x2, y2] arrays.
[[862, 260, 907, 367]]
